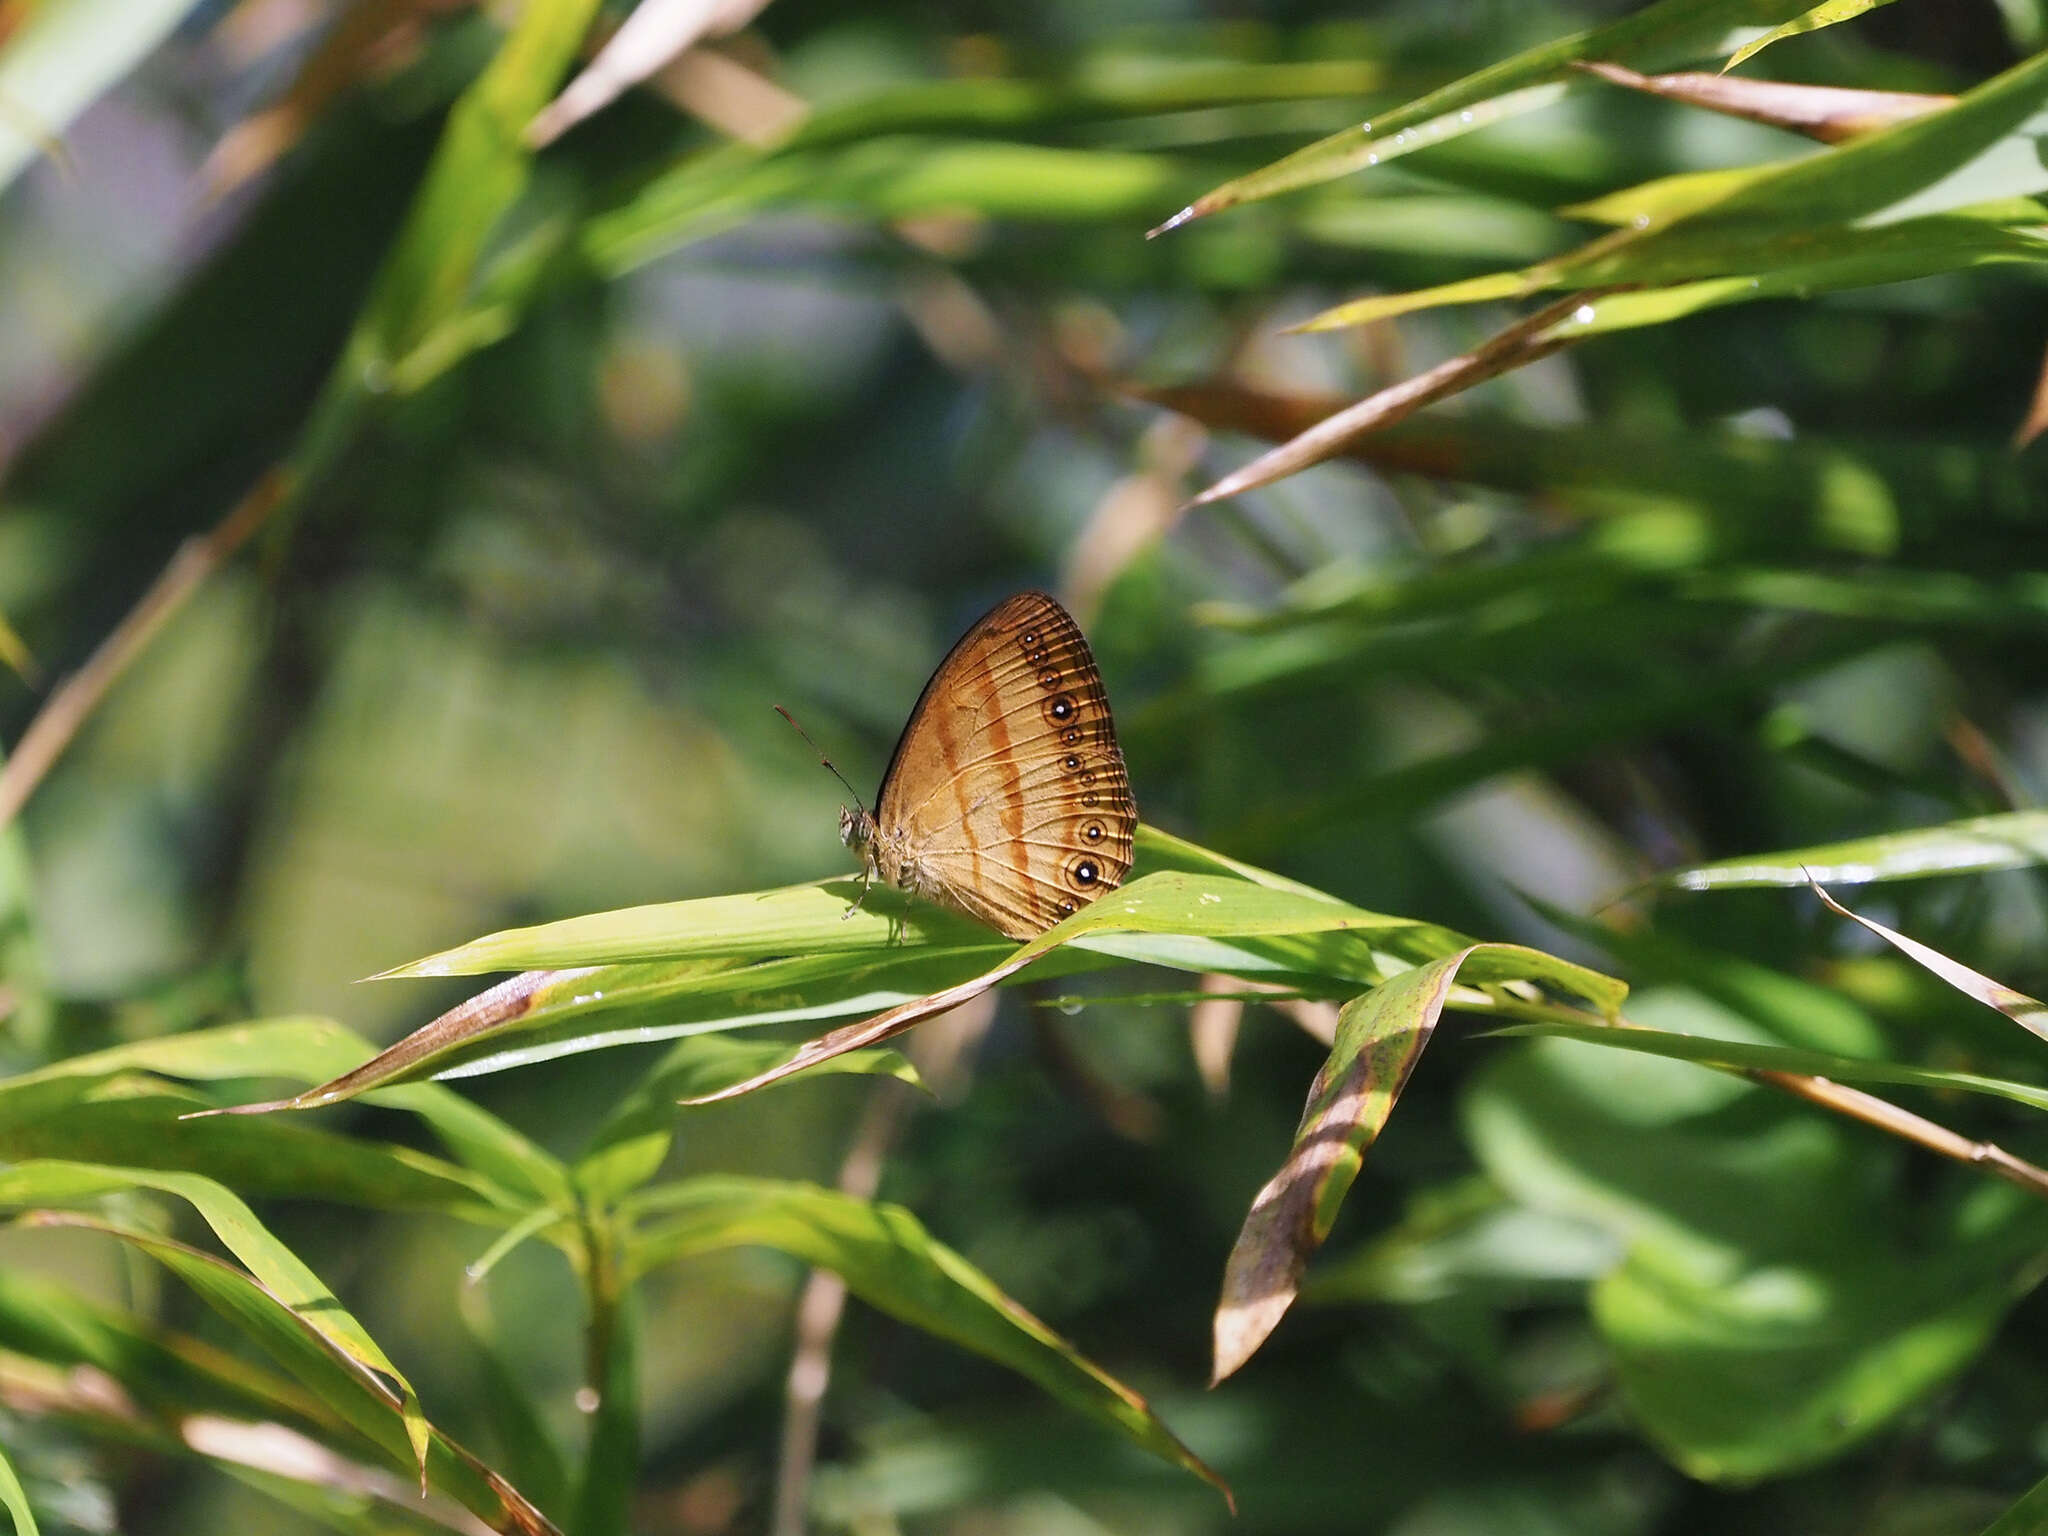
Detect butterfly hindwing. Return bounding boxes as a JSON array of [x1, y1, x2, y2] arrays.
[[875, 592, 1137, 939]]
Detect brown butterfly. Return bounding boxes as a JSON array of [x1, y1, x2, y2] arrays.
[[826, 591, 1138, 940]]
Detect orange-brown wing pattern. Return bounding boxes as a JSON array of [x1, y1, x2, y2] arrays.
[[876, 591, 1137, 940]]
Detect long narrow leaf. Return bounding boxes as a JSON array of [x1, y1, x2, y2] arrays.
[[1487, 1020, 2048, 1113], [1724, 0, 1901, 70], [1809, 884, 2048, 1044], [15, 1211, 556, 1535], [1154, 0, 1815, 228], [1663, 810, 2048, 890], [1214, 943, 1626, 1382], [0, 1162, 432, 1479], [0, 1444, 36, 1536], [623, 1175, 1229, 1503]]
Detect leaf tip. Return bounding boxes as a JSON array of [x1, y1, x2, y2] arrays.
[[178, 1100, 293, 1120], [363, 958, 446, 982], [1210, 1290, 1294, 1386], [1146, 204, 1201, 239]]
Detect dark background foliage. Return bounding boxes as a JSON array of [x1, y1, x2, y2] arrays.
[[5, 0, 2048, 1532]]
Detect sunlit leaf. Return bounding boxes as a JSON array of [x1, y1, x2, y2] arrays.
[[0, 1017, 570, 1210], [352, 0, 603, 383], [12, 1207, 557, 1534], [623, 1174, 1230, 1503], [1724, 0, 1902, 71], [0, 1443, 37, 1536], [1487, 1019, 2048, 1115], [675, 869, 1480, 1105], [1808, 883, 2048, 1044], [1214, 943, 1625, 1382], [1596, 1226, 2030, 1480], [583, 61, 1387, 272], [0, 1161, 433, 1480], [1153, 0, 1818, 227], [377, 883, 992, 976], [1662, 810, 2048, 890], [1298, 204, 2048, 332], [1983, 1471, 2048, 1536], [1466, 1035, 2048, 1480], [0, 0, 208, 197]]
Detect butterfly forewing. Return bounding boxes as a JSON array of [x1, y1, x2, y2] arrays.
[[875, 591, 1137, 940]]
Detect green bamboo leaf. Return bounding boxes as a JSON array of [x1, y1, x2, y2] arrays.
[[0, 1266, 528, 1530], [377, 884, 994, 977], [12, 1208, 558, 1534], [1724, 0, 1901, 71], [0, 1161, 433, 1480], [219, 867, 1424, 1114], [580, 62, 1385, 274], [0, 1443, 37, 1536], [1663, 809, 2048, 890], [1808, 884, 2048, 1044], [0, 1073, 519, 1222], [1152, 0, 1815, 228], [216, 948, 1041, 1115], [1983, 1471, 2048, 1535], [1561, 164, 1786, 225], [1595, 1225, 2033, 1481], [0, 0, 208, 198], [1300, 204, 2048, 332], [1486, 1019, 2048, 1115], [676, 869, 1485, 1106], [1537, 224, 2048, 339], [0, 1263, 335, 1436], [1517, 893, 1888, 1056], [350, 0, 602, 383], [622, 1175, 1229, 1504], [1466, 1031, 2048, 1480], [1213, 943, 1626, 1382], [0, 1017, 570, 1210]]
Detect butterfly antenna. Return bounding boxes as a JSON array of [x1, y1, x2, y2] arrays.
[[774, 705, 867, 812]]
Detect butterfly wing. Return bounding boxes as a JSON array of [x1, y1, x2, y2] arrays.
[[875, 591, 1137, 940]]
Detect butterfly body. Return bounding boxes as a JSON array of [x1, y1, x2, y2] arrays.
[[840, 591, 1137, 940]]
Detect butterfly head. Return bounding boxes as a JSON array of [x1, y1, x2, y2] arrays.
[[839, 804, 875, 855]]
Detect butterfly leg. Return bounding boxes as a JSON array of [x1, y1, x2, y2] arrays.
[[844, 859, 874, 922]]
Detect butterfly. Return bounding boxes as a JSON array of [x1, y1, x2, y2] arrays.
[[828, 591, 1138, 940]]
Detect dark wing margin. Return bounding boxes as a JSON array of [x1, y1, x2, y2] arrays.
[[875, 590, 1066, 819]]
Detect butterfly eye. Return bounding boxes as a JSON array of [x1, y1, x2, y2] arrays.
[[1062, 754, 1082, 772], [1019, 630, 1040, 649], [1081, 791, 1099, 807], [1082, 821, 1105, 843], [1070, 859, 1100, 888], [1037, 668, 1061, 689], [1046, 695, 1076, 723], [1061, 727, 1080, 745], [1059, 899, 1077, 915]]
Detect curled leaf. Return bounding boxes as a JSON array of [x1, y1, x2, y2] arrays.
[[1214, 944, 1624, 1382]]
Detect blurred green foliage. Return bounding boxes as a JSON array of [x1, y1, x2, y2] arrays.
[[6, 0, 2048, 1533]]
